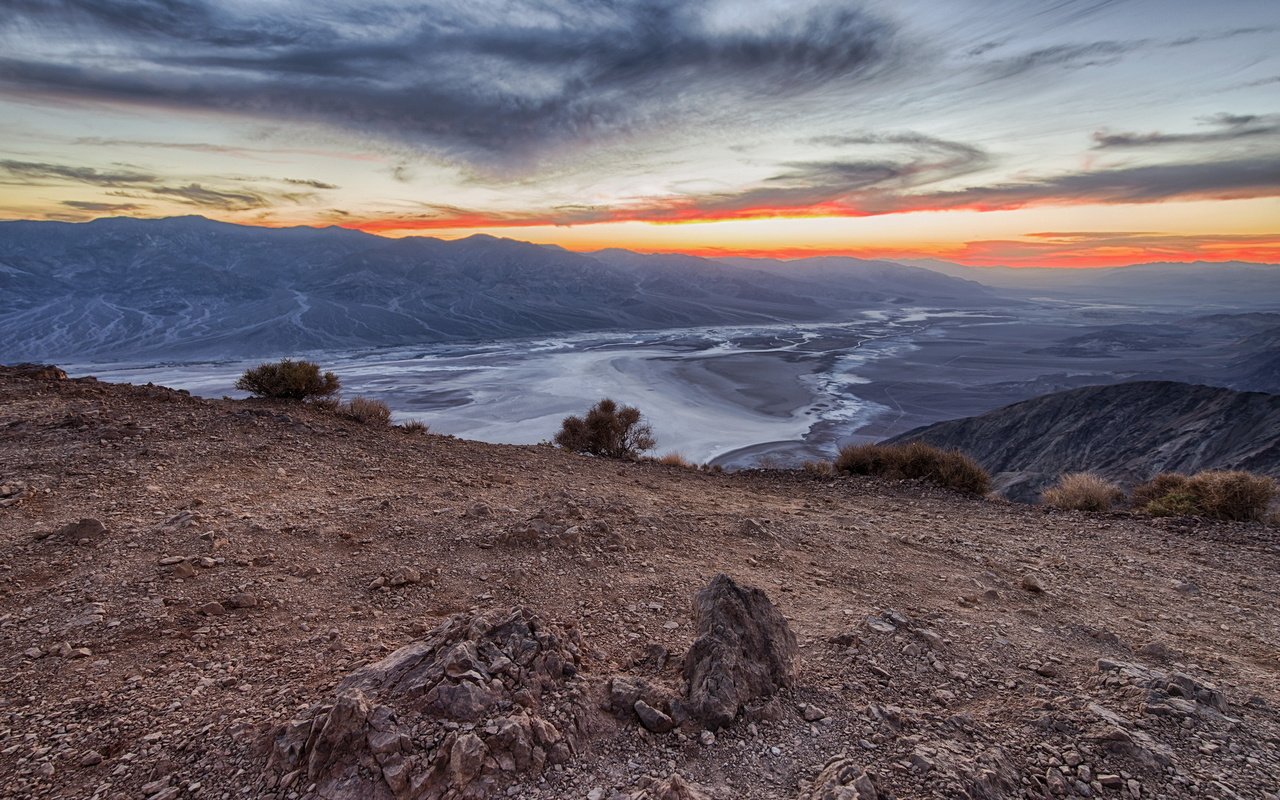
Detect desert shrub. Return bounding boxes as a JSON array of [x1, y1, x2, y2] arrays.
[[656, 452, 695, 468], [1041, 472, 1125, 512], [310, 396, 342, 412], [1184, 470, 1276, 521], [341, 396, 392, 426], [831, 441, 985, 493], [235, 359, 340, 401], [399, 419, 429, 435], [802, 460, 835, 477], [1131, 472, 1190, 508], [834, 441, 990, 495], [555, 398, 655, 459], [832, 443, 896, 476], [1144, 491, 1202, 518], [1135, 469, 1275, 521]]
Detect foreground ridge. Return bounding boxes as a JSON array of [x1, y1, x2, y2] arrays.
[[0, 366, 1277, 799]]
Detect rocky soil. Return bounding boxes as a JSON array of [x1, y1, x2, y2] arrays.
[[1, 366, 1278, 799]]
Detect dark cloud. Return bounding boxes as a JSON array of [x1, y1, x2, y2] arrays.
[[804, 133, 988, 172], [2, 0, 307, 48], [149, 183, 268, 210], [864, 156, 1280, 213], [0, 159, 154, 186], [283, 178, 339, 190], [59, 200, 145, 211], [1093, 113, 1280, 148], [0, 1, 902, 168], [984, 41, 1137, 80], [0, 156, 311, 210], [976, 26, 1272, 82], [587, 154, 1280, 223], [1167, 26, 1275, 47]]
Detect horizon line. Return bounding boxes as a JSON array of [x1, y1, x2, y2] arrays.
[[3, 212, 1279, 271]]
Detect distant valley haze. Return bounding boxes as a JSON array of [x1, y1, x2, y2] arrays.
[[2, 215, 1277, 469]]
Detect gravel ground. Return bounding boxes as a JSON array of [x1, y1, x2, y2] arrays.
[[0, 367, 1277, 799]]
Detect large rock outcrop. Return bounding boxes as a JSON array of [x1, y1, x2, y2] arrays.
[[265, 608, 590, 799], [681, 574, 798, 730]]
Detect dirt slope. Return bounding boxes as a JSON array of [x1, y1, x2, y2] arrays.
[[1, 367, 1278, 799]]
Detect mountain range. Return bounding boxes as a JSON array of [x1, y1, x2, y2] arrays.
[[887, 381, 1280, 501], [0, 216, 999, 361], [2, 216, 1278, 362], [906, 258, 1280, 306]]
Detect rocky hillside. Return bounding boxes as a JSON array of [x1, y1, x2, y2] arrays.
[[1, 366, 1278, 799], [0, 216, 993, 361], [888, 381, 1280, 502]]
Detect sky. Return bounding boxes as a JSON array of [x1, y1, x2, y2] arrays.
[[0, 0, 1278, 267]]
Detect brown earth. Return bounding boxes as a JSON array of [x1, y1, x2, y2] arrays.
[[0, 366, 1278, 800]]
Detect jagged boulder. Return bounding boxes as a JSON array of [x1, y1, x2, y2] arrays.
[[800, 756, 880, 799], [265, 608, 591, 799], [602, 674, 684, 733], [682, 574, 797, 730]]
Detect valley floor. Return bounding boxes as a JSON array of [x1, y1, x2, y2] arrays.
[[0, 367, 1277, 799]]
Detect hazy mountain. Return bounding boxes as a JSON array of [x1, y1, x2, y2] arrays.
[[1228, 325, 1280, 394], [0, 216, 992, 362], [906, 259, 1280, 308], [714, 255, 998, 304], [887, 381, 1280, 501]]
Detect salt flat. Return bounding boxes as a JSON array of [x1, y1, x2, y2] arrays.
[[64, 303, 1263, 466]]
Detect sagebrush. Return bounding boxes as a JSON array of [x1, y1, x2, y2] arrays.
[[235, 359, 340, 401], [341, 396, 392, 426], [1042, 472, 1125, 512], [555, 398, 655, 459], [834, 441, 990, 495], [655, 452, 695, 468], [1134, 470, 1275, 521]]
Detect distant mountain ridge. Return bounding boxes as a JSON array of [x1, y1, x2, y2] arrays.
[[886, 381, 1280, 502], [0, 216, 995, 361], [905, 258, 1280, 307]]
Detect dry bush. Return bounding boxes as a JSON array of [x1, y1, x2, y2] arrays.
[[802, 460, 835, 477], [832, 443, 896, 476], [236, 359, 340, 401], [834, 441, 990, 495], [399, 419, 429, 435], [656, 452, 695, 468], [310, 396, 341, 412], [1131, 473, 1190, 507], [1185, 470, 1276, 521], [342, 396, 392, 426], [1041, 472, 1125, 512], [1135, 470, 1275, 521], [1144, 491, 1202, 518], [554, 398, 655, 459]]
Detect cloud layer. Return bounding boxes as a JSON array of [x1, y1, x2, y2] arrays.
[[0, 0, 902, 167], [1, 0, 1277, 265]]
